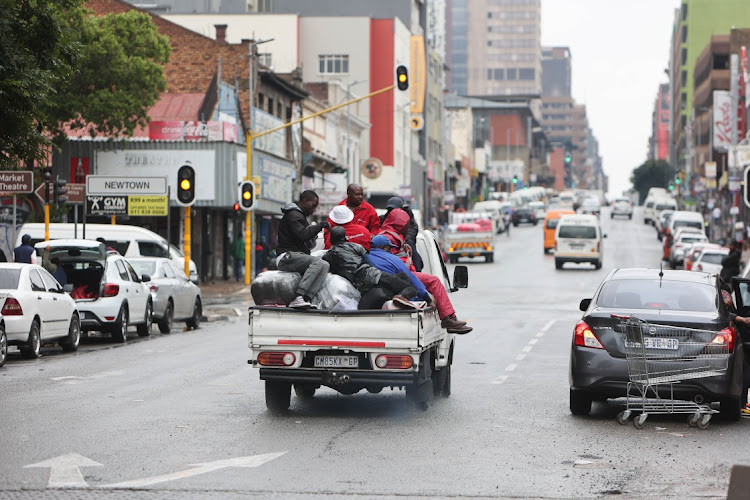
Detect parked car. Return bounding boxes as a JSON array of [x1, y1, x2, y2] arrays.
[[0, 263, 80, 359], [611, 197, 633, 219], [512, 206, 537, 226], [684, 242, 721, 271], [578, 198, 601, 217], [655, 210, 674, 241], [692, 247, 730, 274], [128, 257, 202, 333], [669, 230, 709, 269], [36, 240, 152, 342], [528, 201, 546, 220], [570, 268, 744, 420]]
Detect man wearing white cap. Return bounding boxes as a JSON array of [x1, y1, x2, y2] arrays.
[[324, 205, 372, 250]]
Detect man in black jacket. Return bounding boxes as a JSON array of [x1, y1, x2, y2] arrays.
[[276, 190, 330, 309], [720, 240, 742, 283]]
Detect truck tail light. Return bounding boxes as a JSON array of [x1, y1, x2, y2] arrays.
[[1, 297, 23, 316], [258, 352, 296, 366], [375, 354, 413, 369], [573, 320, 603, 349], [102, 283, 119, 297]]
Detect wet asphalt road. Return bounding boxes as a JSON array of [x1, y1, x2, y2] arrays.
[[0, 206, 747, 499]]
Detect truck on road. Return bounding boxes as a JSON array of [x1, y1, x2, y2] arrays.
[[248, 230, 468, 412], [444, 212, 495, 263]]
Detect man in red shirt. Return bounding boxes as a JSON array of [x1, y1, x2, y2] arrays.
[[337, 184, 381, 234], [324, 206, 372, 250]]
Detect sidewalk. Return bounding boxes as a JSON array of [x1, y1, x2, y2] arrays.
[[200, 279, 254, 323]]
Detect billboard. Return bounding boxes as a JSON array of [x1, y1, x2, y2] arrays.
[[714, 90, 732, 151]]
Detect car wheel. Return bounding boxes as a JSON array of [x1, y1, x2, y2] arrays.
[[594, 260, 602, 270], [0, 324, 6, 368], [569, 389, 592, 415], [265, 381, 291, 413], [112, 306, 129, 343], [186, 297, 202, 330], [137, 301, 153, 337], [158, 301, 174, 334], [20, 320, 41, 359], [628, 214, 632, 219], [60, 314, 80, 352], [720, 397, 741, 421]]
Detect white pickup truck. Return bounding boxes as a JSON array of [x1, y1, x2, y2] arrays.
[[248, 230, 468, 412]]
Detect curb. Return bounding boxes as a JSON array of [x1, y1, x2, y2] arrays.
[[205, 314, 230, 323]]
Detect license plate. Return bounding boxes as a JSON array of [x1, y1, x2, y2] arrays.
[[570, 243, 585, 248], [627, 338, 679, 350], [314, 356, 359, 368]]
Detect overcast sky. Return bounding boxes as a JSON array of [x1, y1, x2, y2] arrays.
[[541, 0, 680, 195]]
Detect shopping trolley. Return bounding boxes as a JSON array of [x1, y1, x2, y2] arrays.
[[614, 315, 732, 429]]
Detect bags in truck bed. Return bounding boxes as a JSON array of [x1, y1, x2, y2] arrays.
[[251, 271, 301, 306], [251, 270, 361, 310]]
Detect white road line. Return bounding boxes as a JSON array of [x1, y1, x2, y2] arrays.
[[515, 353, 527, 361], [505, 363, 517, 372], [536, 331, 545, 337], [528, 338, 539, 345], [492, 375, 508, 384], [541, 320, 556, 333], [234, 308, 243, 317], [521, 345, 532, 353]]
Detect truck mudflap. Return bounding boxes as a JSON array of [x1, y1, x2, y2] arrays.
[[259, 368, 416, 386]]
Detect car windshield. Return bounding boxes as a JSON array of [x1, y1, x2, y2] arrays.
[[681, 236, 707, 244], [700, 253, 725, 265], [0, 269, 21, 289], [546, 219, 559, 229], [597, 279, 717, 312], [558, 225, 597, 239], [674, 220, 703, 230], [129, 260, 157, 276]]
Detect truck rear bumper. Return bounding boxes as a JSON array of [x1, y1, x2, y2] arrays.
[[259, 368, 417, 386]]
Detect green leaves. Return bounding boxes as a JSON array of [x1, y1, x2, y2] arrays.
[[630, 160, 676, 204]]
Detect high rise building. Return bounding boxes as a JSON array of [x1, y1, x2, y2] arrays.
[[649, 83, 670, 162], [541, 46, 571, 98]]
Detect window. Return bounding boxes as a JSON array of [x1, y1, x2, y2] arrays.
[[104, 240, 129, 255], [519, 68, 535, 80], [494, 68, 505, 80], [681, 25, 687, 43], [0, 269, 20, 289], [125, 261, 141, 282], [277, 102, 283, 118], [162, 263, 175, 279], [39, 269, 61, 292], [318, 55, 349, 74], [267, 97, 274, 115], [681, 70, 686, 87], [115, 260, 130, 281], [506, 68, 517, 80], [29, 269, 45, 292], [258, 93, 264, 109], [258, 53, 272, 67], [138, 241, 168, 258], [681, 48, 687, 66]]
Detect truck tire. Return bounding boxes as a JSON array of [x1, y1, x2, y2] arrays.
[[433, 363, 451, 397], [485, 254, 494, 263], [294, 384, 316, 400], [555, 259, 564, 270], [407, 381, 432, 411], [265, 381, 291, 413]]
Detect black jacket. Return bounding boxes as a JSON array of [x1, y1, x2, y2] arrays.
[[720, 248, 742, 282], [276, 203, 326, 255], [322, 242, 380, 291]]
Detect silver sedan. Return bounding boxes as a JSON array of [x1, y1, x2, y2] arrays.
[[127, 257, 202, 333]]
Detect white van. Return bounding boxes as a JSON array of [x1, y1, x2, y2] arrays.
[[554, 214, 605, 270], [16, 223, 198, 283], [666, 211, 705, 237]]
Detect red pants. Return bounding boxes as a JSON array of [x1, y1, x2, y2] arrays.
[[414, 271, 455, 319]]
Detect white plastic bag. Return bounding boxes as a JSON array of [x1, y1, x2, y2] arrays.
[[313, 274, 361, 310]]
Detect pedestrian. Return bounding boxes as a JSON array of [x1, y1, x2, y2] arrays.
[[42, 246, 66, 285], [323, 205, 372, 250], [379, 197, 423, 271], [336, 184, 381, 234], [322, 227, 417, 308], [276, 190, 330, 309], [0, 248, 7, 262], [13, 234, 36, 264], [720, 240, 742, 283], [367, 235, 472, 334], [255, 238, 269, 277], [231, 235, 245, 282]]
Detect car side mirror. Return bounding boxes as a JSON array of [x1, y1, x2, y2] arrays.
[[452, 265, 468, 290], [579, 298, 592, 311], [141, 274, 151, 282], [63, 284, 73, 293], [603, 233, 608, 238]]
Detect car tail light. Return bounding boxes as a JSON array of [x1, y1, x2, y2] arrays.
[[573, 320, 604, 349], [375, 354, 413, 369], [702, 327, 736, 353], [102, 283, 119, 297], [257, 352, 296, 366], [596, 241, 601, 252], [1, 297, 23, 316], [696, 263, 703, 271]]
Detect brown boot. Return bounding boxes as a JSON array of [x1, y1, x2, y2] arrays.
[[441, 315, 467, 328]]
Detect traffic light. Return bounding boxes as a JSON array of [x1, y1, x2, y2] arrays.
[[176, 163, 196, 206], [396, 65, 409, 91], [512, 175, 518, 184], [564, 152, 572, 165], [233, 202, 241, 213], [53, 177, 68, 205], [239, 180, 255, 211], [669, 183, 674, 191]]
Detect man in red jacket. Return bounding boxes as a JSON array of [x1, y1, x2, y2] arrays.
[[324, 206, 372, 250], [337, 184, 381, 234]]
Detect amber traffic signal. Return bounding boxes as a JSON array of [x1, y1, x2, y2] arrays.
[[396, 65, 409, 91], [239, 181, 255, 211], [176, 163, 196, 206]]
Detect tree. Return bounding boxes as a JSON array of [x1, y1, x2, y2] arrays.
[[0, 3, 170, 167], [0, 0, 85, 167], [630, 159, 675, 204]]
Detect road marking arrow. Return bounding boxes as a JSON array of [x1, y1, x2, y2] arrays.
[[100, 451, 286, 489], [25, 453, 103, 488]]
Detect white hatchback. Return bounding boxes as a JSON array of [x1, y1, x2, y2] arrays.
[[36, 240, 153, 342], [692, 247, 729, 274], [0, 263, 80, 360]]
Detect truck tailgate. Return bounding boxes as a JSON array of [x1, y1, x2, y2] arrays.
[[249, 307, 443, 351]]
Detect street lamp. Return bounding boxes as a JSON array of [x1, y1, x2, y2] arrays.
[[244, 37, 274, 286]]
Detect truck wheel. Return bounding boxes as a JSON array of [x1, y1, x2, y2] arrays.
[[449, 255, 457, 264], [265, 381, 291, 413], [485, 254, 494, 263], [407, 380, 433, 410], [294, 384, 316, 400], [555, 259, 564, 270], [435, 363, 451, 397]]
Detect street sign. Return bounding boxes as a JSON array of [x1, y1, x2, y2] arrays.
[[127, 195, 168, 216], [34, 183, 53, 204], [66, 183, 85, 204], [86, 176, 167, 196], [0, 171, 33, 193], [87, 195, 128, 216]]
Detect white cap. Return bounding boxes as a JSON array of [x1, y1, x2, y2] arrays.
[[329, 205, 354, 225]]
